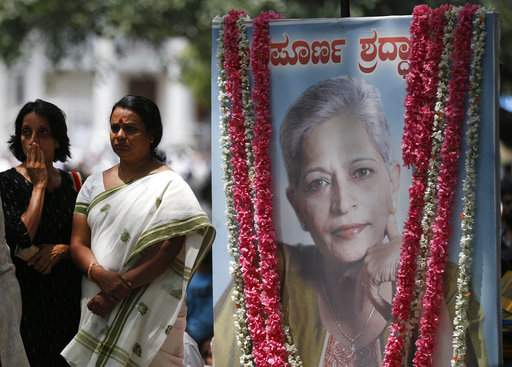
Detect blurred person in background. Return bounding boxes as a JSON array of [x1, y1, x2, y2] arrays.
[[0, 195, 30, 367], [186, 249, 213, 366], [502, 174, 512, 275], [0, 99, 82, 366], [184, 331, 204, 367]]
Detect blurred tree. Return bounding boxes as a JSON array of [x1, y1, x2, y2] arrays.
[[0, 0, 509, 114]]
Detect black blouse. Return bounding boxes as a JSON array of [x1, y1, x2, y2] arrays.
[[0, 167, 82, 367]]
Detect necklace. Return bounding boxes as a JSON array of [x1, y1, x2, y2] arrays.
[[321, 283, 375, 356]]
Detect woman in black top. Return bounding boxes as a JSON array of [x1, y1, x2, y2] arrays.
[[0, 99, 81, 367]]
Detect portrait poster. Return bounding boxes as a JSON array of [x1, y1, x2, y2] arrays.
[[211, 14, 499, 366]]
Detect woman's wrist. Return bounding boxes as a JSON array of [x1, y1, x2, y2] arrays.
[[119, 273, 134, 290], [87, 261, 99, 281]]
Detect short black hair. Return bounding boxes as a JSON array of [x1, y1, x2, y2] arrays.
[[110, 95, 165, 161], [8, 99, 71, 162]]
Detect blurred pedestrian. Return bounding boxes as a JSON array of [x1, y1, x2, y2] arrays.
[[0, 195, 29, 367], [184, 332, 204, 367], [502, 174, 512, 275]]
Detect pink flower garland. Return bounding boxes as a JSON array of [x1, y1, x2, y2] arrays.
[[251, 11, 290, 367], [223, 10, 268, 366], [413, 4, 479, 366], [383, 6, 437, 366], [403, 1, 451, 352], [401, 5, 432, 168]]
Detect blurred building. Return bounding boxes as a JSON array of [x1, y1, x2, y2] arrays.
[[0, 35, 210, 192]]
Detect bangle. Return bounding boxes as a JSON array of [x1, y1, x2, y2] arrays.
[[87, 262, 98, 280]]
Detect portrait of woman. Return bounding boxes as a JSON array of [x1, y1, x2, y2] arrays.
[[61, 95, 215, 367], [0, 99, 82, 366], [215, 76, 484, 366], [279, 75, 402, 366]]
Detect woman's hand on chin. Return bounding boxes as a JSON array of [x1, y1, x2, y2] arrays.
[[25, 144, 48, 189], [27, 244, 69, 274], [360, 213, 401, 317]]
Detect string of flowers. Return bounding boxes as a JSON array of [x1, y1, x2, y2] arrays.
[[405, 5, 457, 359], [383, 6, 435, 366], [217, 17, 255, 366], [282, 326, 303, 367], [413, 5, 479, 366], [251, 11, 297, 367], [401, 5, 432, 168], [451, 7, 486, 366], [238, 15, 257, 185], [223, 9, 268, 366]]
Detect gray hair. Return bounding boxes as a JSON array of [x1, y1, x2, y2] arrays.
[[280, 76, 392, 187]]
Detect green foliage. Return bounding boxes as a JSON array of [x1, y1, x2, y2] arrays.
[[0, 0, 509, 109]]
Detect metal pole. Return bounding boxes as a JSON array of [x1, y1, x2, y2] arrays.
[[340, 0, 350, 17]]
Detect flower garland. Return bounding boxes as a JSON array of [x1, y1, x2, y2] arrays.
[[385, 5, 486, 366], [223, 10, 268, 366], [250, 11, 292, 367], [401, 5, 432, 168], [238, 15, 256, 185], [451, 7, 486, 366], [220, 10, 297, 367], [383, 6, 435, 366], [405, 5, 457, 358], [218, 16, 256, 366], [413, 4, 479, 366]]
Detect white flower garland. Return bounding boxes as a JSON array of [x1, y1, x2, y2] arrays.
[[217, 20, 255, 366], [451, 8, 486, 366]]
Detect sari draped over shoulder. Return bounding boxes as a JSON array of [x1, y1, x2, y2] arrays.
[[62, 170, 215, 367]]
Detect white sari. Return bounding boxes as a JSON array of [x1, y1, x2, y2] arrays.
[[62, 170, 215, 367]]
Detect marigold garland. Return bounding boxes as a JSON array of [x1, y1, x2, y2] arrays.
[[451, 7, 486, 366], [413, 5, 479, 366]]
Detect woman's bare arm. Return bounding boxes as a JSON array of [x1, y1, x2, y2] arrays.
[[87, 236, 186, 317], [122, 236, 186, 288], [20, 146, 49, 240], [69, 213, 94, 272]]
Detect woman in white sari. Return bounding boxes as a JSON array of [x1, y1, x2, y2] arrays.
[[62, 95, 215, 367]]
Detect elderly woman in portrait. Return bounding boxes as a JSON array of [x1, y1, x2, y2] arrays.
[[216, 76, 485, 366], [61, 95, 215, 367], [0, 99, 82, 366], [279, 76, 403, 366]]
